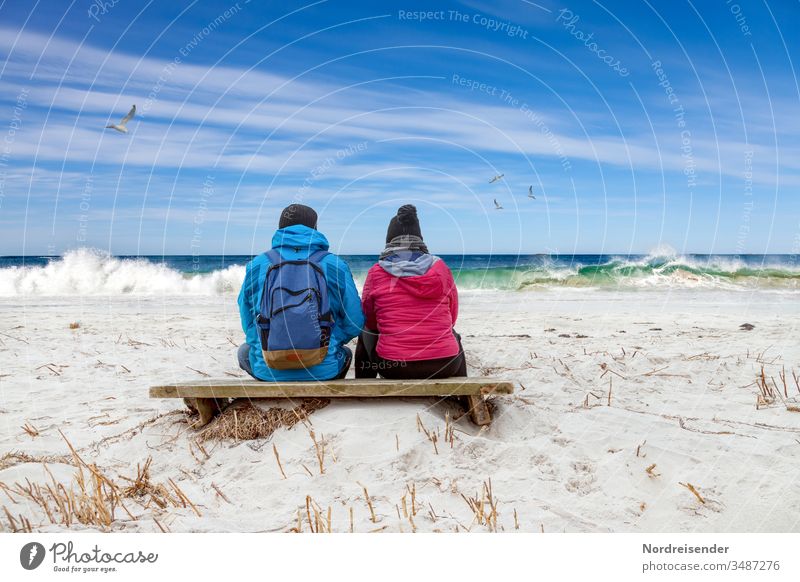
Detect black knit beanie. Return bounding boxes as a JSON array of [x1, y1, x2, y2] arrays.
[[279, 204, 318, 229], [386, 205, 422, 243]]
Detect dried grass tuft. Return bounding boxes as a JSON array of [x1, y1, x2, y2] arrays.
[[118, 457, 191, 513], [461, 478, 500, 532], [0, 451, 71, 472], [21, 423, 40, 438], [0, 432, 135, 531], [756, 365, 800, 412], [1, 438, 198, 532], [416, 414, 440, 454], [756, 366, 777, 408], [288, 496, 332, 533], [196, 398, 329, 442]]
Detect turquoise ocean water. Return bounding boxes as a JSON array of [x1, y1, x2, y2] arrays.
[[1, 249, 798, 295]]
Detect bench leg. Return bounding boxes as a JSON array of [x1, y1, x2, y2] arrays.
[[185, 397, 226, 428], [466, 395, 492, 426], [183, 397, 198, 415]]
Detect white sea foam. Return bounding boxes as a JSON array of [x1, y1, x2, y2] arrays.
[[0, 248, 798, 297], [0, 249, 245, 297]]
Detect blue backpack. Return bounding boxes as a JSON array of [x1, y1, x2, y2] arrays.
[[256, 249, 333, 370]]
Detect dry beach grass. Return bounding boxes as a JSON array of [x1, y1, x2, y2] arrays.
[[194, 398, 330, 443], [1, 291, 799, 532]]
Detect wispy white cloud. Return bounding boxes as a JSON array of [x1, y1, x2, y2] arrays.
[[1, 21, 798, 254], [5, 24, 780, 183]]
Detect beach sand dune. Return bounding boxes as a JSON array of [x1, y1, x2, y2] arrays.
[[1, 290, 798, 532]]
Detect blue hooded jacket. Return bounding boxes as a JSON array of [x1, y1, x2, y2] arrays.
[[238, 225, 365, 381]]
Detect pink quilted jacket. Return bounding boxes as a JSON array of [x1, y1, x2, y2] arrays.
[[361, 257, 459, 361]]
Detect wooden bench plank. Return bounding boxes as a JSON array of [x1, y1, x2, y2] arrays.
[[149, 377, 514, 399], [151, 378, 514, 428]]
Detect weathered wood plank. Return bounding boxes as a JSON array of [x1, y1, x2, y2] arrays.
[[150, 377, 514, 399]]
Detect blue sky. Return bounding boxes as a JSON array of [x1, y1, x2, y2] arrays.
[[0, 0, 798, 255]]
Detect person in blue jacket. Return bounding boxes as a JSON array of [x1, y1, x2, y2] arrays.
[[237, 204, 365, 381]]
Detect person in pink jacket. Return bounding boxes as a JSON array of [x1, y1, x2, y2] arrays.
[[355, 205, 467, 379]]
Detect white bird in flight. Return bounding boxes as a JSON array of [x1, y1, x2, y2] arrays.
[[528, 185, 536, 199], [488, 173, 504, 183], [493, 198, 503, 210], [106, 104, 136, 133]]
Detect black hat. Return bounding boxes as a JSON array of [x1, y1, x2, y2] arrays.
[[386, 204, 422, 243], [279, 204, 318, 229]]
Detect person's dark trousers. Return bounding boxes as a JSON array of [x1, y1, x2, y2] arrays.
[[237, 343, 352, 380], [332, 346, 353, 380], [355, 330, 467, 379], [354, 330, 380, 379]]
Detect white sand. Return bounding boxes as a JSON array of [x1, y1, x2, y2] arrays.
[[1, 289, 799, 532]]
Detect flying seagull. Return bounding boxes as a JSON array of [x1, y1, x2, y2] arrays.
[[106, 104, 136, 133], [493, 198, 503, 210], [488, 173, 504, 183], [528, 185, 536, 199]]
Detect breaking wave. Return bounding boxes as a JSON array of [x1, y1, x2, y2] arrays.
[[0, 248, 798, 296], [452, 255, 800, 291], [0, 249, 244, 297]]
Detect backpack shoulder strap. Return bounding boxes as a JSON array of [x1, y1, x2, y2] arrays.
[[308, 251, 333, 321], [265, 249, 282, 266], [307, 250, 330, 265], [259, 250, 283, 318]]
